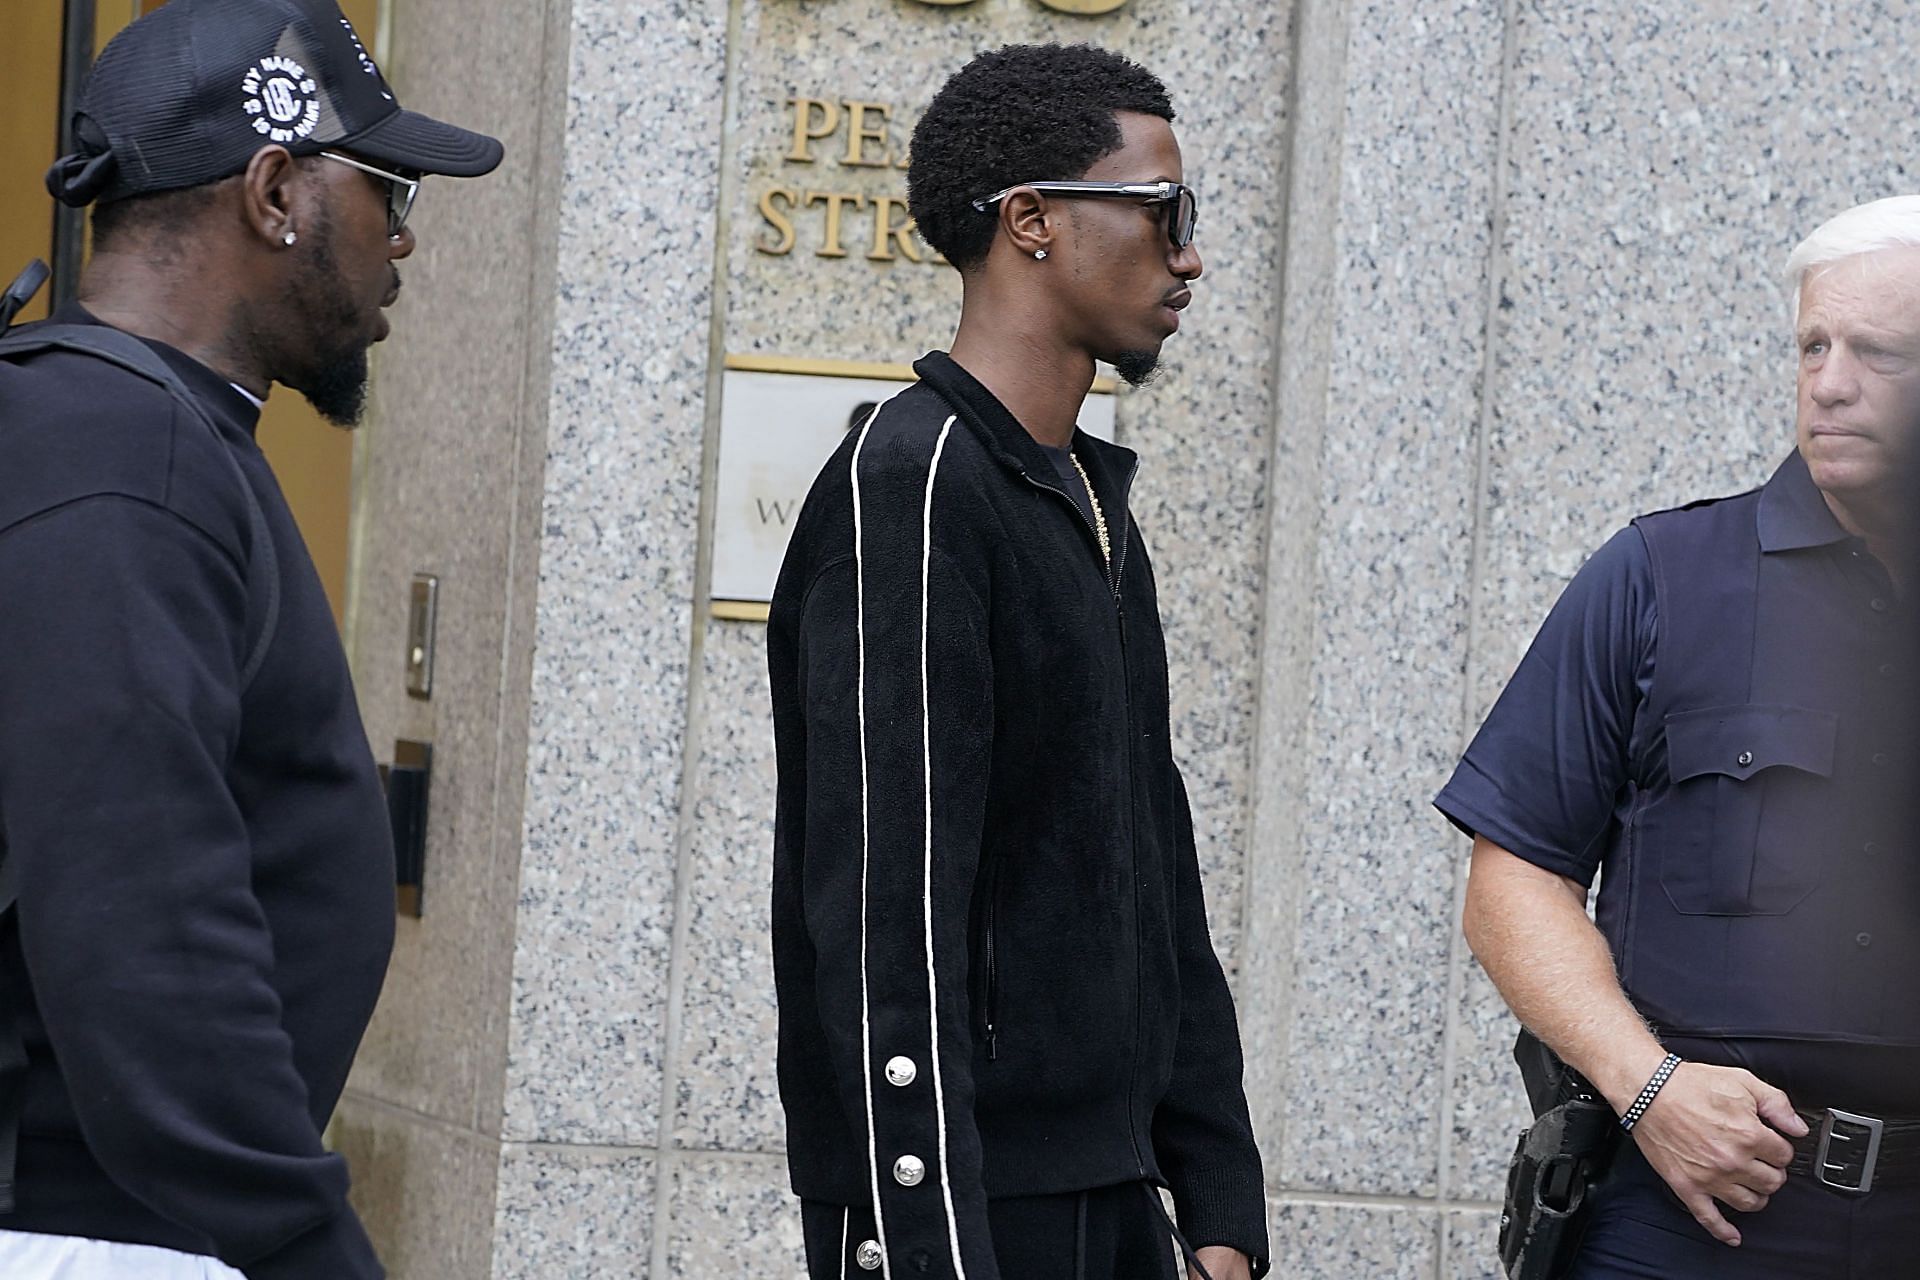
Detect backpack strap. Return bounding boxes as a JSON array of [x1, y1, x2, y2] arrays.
[[0, 262, 48, 331], [0, 324, 281, 686], [0, 850, 15, 1213], [0, 321, 281, 1214]]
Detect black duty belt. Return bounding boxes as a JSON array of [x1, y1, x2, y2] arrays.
[[1788, 1108, 1920, 1194]]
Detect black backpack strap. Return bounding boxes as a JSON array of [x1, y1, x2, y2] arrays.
[[0, 324, 281, 685], [0, 263, 48, 331], [0, 322, 282, 1214], [0, 847, 17, 1213]]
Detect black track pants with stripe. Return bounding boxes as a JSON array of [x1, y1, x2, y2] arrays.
[[803, 1183, 1181, 1280]]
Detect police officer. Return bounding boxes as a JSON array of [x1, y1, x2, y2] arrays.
[[1439, 196, 1920, 1277], [0, 2, 499, 1277]]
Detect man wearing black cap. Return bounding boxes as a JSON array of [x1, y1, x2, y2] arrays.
[[0, 2, 499, 1277]]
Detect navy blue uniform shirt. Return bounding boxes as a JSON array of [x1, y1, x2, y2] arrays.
[[1437, 452, 1920, 1112]]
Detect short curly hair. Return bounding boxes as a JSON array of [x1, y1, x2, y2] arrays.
[[908, 43, 1174, 272]]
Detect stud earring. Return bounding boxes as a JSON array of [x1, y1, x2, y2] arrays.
[[283, 231, 298, 247], [1034, 249, 1047, 260]]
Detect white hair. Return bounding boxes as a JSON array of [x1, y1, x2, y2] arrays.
[[1784, 195, 1920, 328]]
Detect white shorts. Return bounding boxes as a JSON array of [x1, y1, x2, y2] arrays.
[[0, 1229, 244, 1278]]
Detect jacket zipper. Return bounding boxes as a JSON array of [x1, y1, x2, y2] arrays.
[[1101, 463, 1144, 1176], [983, 874, 1000, 1061], [1115, 547, 1145, 1177], [1016, 465, 1132, 596], [1020, 459, 1149, 1174]]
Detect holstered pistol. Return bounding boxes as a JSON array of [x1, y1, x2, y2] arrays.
[[1499, 1031, 1621, 1280]]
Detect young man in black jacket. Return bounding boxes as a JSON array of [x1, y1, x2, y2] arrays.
[[770, 44, 1267, 1280], [0, 3, 499, 1276]]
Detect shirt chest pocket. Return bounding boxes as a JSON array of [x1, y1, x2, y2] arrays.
[[1654, 704, 1837, 916]]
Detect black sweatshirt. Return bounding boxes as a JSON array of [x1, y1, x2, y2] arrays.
[[769, 353, 1268, 1278], [0, 309, 394, 1278]]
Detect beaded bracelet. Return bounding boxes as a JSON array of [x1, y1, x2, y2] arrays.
[[1619, 1052, 1683, 1132]]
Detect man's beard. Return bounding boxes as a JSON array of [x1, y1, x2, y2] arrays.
[[1111, 349, 1162, 387], [299, 347, 371, 427], [279, 209, 376, 427]]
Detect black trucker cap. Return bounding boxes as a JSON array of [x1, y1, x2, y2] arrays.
[[48, 0, 503, 208]]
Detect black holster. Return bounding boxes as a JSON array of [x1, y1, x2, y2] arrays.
[[1498, 1030, 1622, 1280]]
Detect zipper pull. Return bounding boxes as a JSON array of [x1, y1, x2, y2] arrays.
[[986, 1024, 998, 1061]]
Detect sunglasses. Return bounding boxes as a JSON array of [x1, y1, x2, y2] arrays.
[[318, 150, 421, 239], [970, 180, 1199, 250]]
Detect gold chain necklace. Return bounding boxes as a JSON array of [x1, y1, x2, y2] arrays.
[[1068, 451, 1111, 569]]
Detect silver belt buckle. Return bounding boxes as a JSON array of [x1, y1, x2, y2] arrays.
[[1814, 1108, 1884, 1194]]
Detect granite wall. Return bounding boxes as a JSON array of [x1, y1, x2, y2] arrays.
[[328, 0, 572, 1274], [330, 1, 1920, 1276]]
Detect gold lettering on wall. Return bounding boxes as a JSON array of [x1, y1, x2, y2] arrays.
[[757, 187, 798, 255], [868, 196, 922, 262], [771, 69, 1084, 265], [842, 102, 894, 168], [759, 95, 940, 265], [788, 97, 841, 163], [804, 191, 867, 257], [903, 0, 1130, 9]]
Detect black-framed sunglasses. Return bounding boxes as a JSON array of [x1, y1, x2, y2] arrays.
[[318, 150, 421, 239], [970, 180, 1199, 250]]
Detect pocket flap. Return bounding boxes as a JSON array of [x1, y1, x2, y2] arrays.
[[1665, 704, 1838, 783]]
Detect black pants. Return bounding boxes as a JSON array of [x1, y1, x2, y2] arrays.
[[1570, 1137, 1920, 1279], [802, 1182, 1180, 1280]]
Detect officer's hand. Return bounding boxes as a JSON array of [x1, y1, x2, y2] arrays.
[[1629, 1062, 1806, 1247], [1193, 1246, 1253, 1280]]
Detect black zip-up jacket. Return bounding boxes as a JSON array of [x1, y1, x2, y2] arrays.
[[769, 352, 1267, 1278], [0, 310, 393, 1278]]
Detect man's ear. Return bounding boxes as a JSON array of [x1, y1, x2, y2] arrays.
[[239, 147, 303, 248], [999, 187, 1056, 259]]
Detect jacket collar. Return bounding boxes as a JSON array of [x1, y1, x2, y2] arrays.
[[913, 352, 1141, 583], [912, 350, 1139, 502], [1757, 448, 1853, 554], [913, 347, 1136, 579]]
